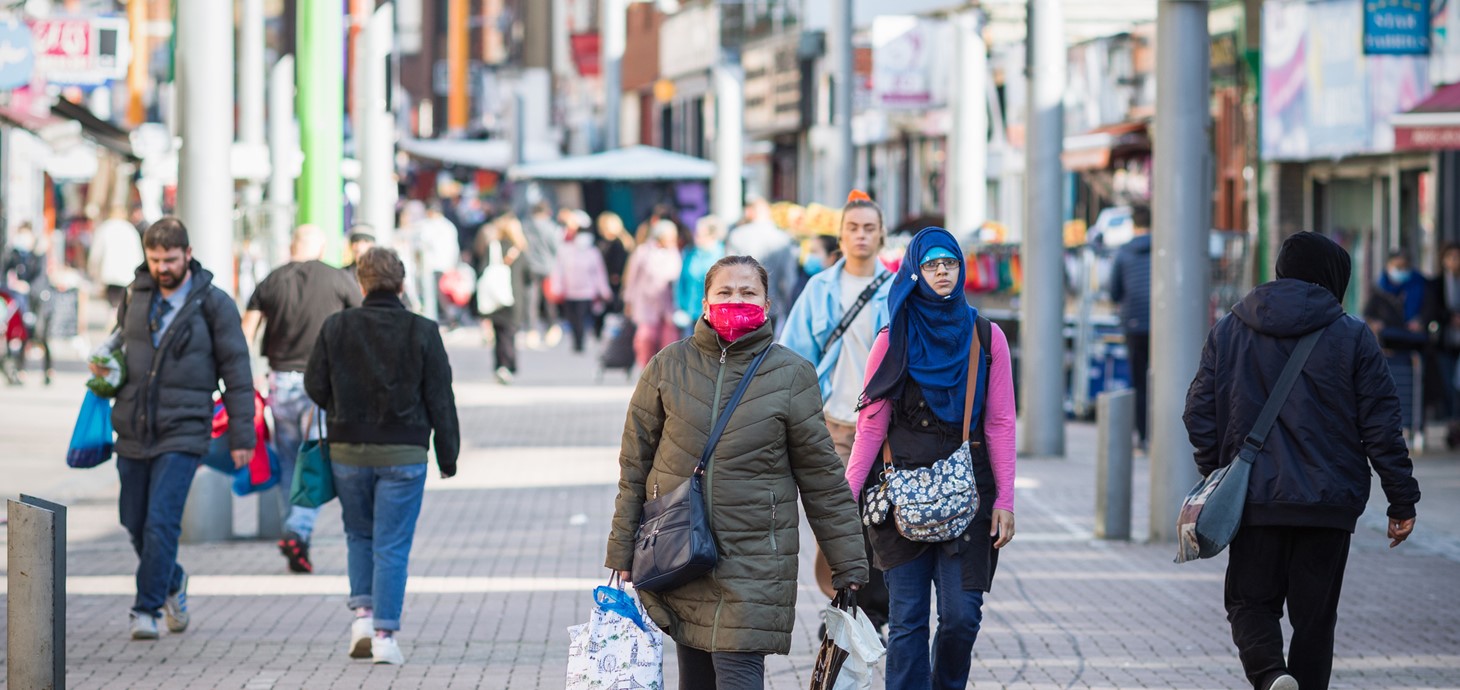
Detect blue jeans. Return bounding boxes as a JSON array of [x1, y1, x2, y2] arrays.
[[884, 547, 987, 690], [269, 372, 321, 541], [332, 461, 427, 631], [117, 452, 199, 617]]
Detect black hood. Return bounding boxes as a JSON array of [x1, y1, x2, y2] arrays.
[[1232, 279, 1345, 338], [1276, 232, 1350, 302]]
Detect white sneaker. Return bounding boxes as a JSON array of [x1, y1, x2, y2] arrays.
[[164, 572, 189, 633], [349, 618, 373, 659], [495, 366, 514, 385], [545, 325, 564, 347], [372, 635, 405, 665], [524, 331, 542, 350], [1267, 675, 1299, 690], [130, 612, 159, 640]]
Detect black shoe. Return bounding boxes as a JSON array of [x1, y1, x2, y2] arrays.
[[279, 531, 313, 574]]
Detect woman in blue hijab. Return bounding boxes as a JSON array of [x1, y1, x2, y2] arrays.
[[845, 227, 1019, 689]]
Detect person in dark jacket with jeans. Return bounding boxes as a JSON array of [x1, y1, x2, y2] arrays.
[[305, 247, 459, 665], [1109, 205, 1151, 446], [90, 217, 256, 641], [1184, 232, 1421, 690]]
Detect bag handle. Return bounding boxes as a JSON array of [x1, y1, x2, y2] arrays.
[[695, 347, 772, 476], [1240, 328, 1322, 458], [879, 324, 983, 471], [822, 271, 892, 354], [305, 405, 327, 444]]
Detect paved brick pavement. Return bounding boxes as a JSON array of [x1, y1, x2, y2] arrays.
[[2, 329, 1458, 689]]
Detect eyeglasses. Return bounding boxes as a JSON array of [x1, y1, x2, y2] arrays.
[[919, 258, 961, 273]]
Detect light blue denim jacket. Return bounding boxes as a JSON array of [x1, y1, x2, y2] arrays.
[[778, 258, 893, 401]]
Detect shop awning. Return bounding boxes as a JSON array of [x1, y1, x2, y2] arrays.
[[1392, 83, 1460, 151], [1061, 120, 1150, 171], [0, 100, 139, 162], [508, 145, 716, 182], [398, 137, 561, 170], [51, 98, 137, 159]]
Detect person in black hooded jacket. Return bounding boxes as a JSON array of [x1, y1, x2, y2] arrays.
[[1184, 232, 1421, 690]]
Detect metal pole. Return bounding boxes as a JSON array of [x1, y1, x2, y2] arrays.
[[1020, 0, 1066, 458], [948, 11, 987, 241], [600, 0, 625, 150], [358, 3, 398, 247], [176, 0, 236, 291], [269, 56, 298, 266], [828, 0, 854, 200], [1149, 0, 1211, 541], [712, 63, 744, 225], [240, 0, 268, 251], [297, 0, 344, 258], [1095, 391, 1134, 540], [447, 0, 469, 132], [126, 0, 148, 127]]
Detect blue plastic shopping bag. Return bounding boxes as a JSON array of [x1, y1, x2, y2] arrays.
[[67, 390, 115, 468]]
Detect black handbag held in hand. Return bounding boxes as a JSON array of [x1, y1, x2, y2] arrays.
[[631, 347, 771, 593]]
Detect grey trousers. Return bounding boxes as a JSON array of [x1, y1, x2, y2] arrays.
[[676, 644, 766, 690]]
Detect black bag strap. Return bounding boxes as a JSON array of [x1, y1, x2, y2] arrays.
[[823, 271, 892, 353], [1241, 329, 1323, 457], [695, 347, 772, 476]]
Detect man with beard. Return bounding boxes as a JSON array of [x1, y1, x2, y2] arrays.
[[90, 217, 255, 641]]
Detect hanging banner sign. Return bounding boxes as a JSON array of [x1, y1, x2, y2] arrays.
[[0, 19, 35, 90], [1364, 0, 1431, 55], [29, 17, 129, 86]]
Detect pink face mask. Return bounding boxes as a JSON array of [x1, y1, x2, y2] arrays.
[[705, 302, 767, 342]]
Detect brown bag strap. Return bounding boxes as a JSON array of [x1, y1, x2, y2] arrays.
[[879, 325, 984, 471], [961, 329, 982, 443]]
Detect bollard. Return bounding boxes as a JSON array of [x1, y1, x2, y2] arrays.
[[181, 465, 234, 543], [257, 486, 284, 540], [9, 495, 66, 690], [1096, 389, 1134, 540]]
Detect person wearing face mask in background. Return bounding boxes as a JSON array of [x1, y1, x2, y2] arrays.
[[622, 220, 683, 367], [674, 216, 726, 337], [606, 254, 868, 690], [1364, 251, 1429, 350]]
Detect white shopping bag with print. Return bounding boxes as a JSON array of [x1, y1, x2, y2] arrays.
[[812, 591, 886, 690], [567, 577, 664, 689]]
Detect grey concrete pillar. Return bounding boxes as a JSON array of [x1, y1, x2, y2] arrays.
[[181, 466, 234, 543], [1096, 390, 1134, 540], [8, 495, 66, 690]]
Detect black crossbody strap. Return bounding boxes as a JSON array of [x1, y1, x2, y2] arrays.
[[695, 347, 773, 475], [1242, 329, 1323, 456], [823, 271, 891, 353]]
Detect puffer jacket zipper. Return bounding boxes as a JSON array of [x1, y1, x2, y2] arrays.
[[143, 291, 207, 444], [707, 339, 729, 650]]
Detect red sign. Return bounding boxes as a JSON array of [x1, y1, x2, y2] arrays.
[[1395, 125, 1460, 151], [571, 32, 600, 77], [31, 19, 91, 73]]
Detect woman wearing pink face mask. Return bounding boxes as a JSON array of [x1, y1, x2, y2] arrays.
[[606, 255, 869, 689]]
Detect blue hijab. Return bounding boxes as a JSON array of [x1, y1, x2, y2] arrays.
[[863, 227, 985, 426]]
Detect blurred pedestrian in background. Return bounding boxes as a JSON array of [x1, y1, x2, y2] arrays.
[[305, 247, 459, 666], [415, 202, 461, 324], [1427, 244, 1460, 444], [623, 219, 682, 367], [553, 209, 613, 354], [89, 209, 145, 310], [521, 201, 563, 349], [674, 215, 725, 337], [595, 211, 635, 338], [1110, 204, 1152, 449], [242, 224, 362, 574], [474, 216, 524, 383]]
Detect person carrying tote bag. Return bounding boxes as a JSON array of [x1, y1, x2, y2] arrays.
[[844, 227, 1018, 690], [605, 255, 868, 690]]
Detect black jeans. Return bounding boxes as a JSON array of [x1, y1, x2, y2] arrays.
[[485, 308, 517, 373], [1125, 331, 1150, 443], [1225, 525, 1351, 690], [562, 299, 595, 353], [676, 644, 766, 690]]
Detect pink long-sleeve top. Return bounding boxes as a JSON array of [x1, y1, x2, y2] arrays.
[[845, 323, 1017, 513]]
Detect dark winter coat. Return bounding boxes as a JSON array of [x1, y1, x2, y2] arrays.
[[1109, 233, 1152, 334], [304, 292, 460, 476], [1184, 279, 1421, 531], [606, 318, 869, 654], [111, 261, 255, 459]]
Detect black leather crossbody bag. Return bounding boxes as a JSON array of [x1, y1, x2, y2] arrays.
[[632, 347, 772, 592]]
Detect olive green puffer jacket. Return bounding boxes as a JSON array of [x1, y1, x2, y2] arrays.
[[606, 319, 869, 654]]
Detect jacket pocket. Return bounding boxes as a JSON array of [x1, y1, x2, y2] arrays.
[[768, 490, 778, 552]]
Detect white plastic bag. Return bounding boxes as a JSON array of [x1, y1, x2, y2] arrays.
[[812, 593, 886, 690], [567, 580, 664, 689]]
